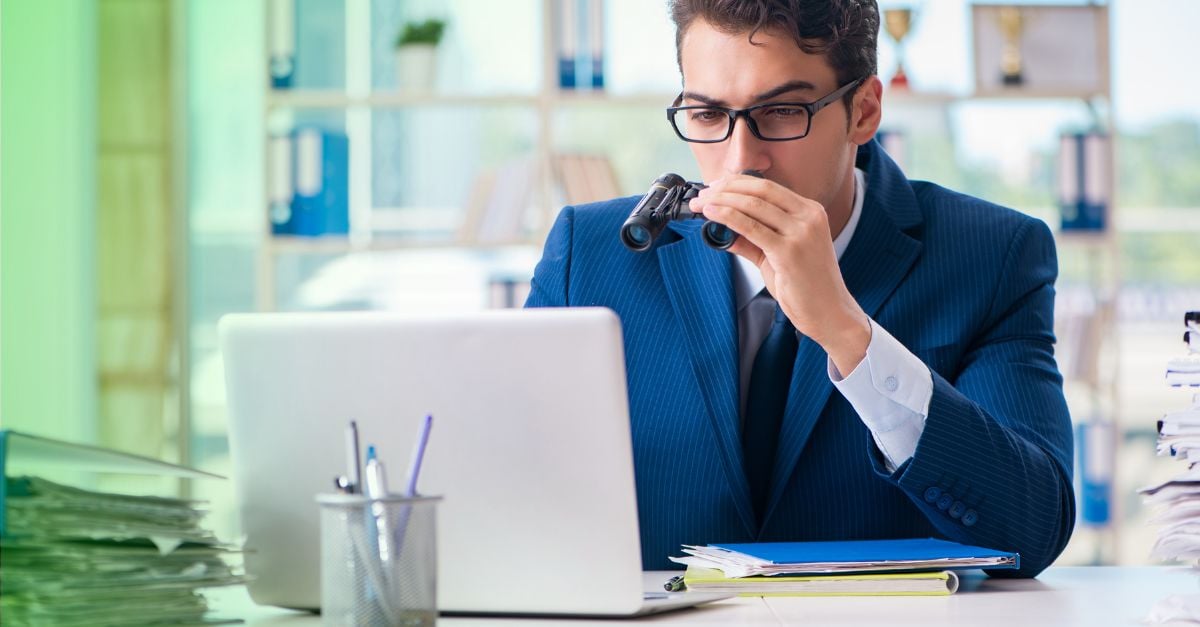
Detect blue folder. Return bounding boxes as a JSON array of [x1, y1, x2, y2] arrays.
[[709, 537, 1019, 573]]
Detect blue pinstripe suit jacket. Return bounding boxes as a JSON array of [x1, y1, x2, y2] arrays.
[[525, 140, 1075, 577]]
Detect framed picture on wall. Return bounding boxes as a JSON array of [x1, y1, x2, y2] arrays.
[[972, 4, 1110, 98]]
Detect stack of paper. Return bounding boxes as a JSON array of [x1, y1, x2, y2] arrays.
[[1141, 312, 1200, 563], [1155, 406, 1200, 463], [1168, 313, 1200, 387], [1141, 312, 1200, 624], [669, 538, 1018, 580], [681, 566, 960, 597], [1142, 465, 1200, 562], [0, 476, 244, 626]]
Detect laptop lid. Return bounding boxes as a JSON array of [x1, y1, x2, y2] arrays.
[[219, 308, 649, 615]]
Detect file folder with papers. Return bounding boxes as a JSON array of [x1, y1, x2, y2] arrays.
[[682, 566, 960, 596], [670, 537, 1019, 578]]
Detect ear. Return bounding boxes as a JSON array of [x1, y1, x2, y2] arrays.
[[848, 76, 883, 146]]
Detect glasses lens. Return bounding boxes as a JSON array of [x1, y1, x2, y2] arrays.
[[749, 105, 810, 140], [671, 108, 730, 142]]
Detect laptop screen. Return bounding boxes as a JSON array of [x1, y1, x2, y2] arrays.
[[221, 308, 647, 615]]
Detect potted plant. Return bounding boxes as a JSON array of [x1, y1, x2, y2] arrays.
[[394, 18, 446, 92]]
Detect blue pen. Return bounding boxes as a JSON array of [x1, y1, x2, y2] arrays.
[[403, 414, 434, 497]]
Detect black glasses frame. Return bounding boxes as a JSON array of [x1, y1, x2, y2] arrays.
[[666, 77, 866, 143]]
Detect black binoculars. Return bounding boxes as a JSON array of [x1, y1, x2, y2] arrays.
[[620, 170, 763, 252]]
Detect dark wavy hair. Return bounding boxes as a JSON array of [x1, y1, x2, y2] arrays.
[[669, 0, 879, 110]]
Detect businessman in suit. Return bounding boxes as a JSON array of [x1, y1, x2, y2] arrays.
[[526, 0, 1074, 577]]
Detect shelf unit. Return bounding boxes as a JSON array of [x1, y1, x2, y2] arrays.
[[850, 7, 1123, 564], [257, 0, 684, 311]]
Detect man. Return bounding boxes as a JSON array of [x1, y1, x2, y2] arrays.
[[526, 0, 1074, 577]]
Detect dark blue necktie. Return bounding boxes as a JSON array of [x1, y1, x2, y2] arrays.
[[742, 301, 798, 523]]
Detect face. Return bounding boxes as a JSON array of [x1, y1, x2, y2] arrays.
[[678, 19, 881, 213]]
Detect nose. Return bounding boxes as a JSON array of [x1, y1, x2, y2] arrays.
[[722, 115, 771, 176]]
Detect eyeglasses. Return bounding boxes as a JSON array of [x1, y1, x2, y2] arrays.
[[666, 77, 866, 143]]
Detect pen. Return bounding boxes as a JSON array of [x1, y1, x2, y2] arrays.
[[664, 575, 686, 592], [403, 414, 434, 497], [365, 446, 394, 563], [344, 420, 362, 494], [392, 414, 434, 563], [365, 445, 390, 496]]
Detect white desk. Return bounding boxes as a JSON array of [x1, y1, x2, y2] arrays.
[[223, 567, 1200, 626]]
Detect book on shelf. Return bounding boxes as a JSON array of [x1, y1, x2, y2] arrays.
[[587, 0, 605, 89], [0, 430, 244, 626], [553, 152, 621, 206], [459, 152, 621, 245], [554, 0, 577, 89], [267, 0, 295, 88], [681, 566, 960, 597], [270, 126, 349, 238], [1058, 131, 1110, 233], [553, 0, 606, 91], [460, 156, 538, 245]]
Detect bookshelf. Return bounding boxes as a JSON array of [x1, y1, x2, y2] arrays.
[[257, 0, 683, 311]]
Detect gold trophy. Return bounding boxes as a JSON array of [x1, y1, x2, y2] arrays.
[[883, 8, 914, 90], [998, 6, 1025, 86]]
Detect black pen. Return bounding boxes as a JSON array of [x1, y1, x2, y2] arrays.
[[663, 575, 686, 592]]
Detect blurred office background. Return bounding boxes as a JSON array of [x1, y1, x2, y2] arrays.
[[2, 0, 1198, 567]]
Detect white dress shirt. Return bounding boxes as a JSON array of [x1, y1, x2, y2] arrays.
[[732, 168, 933, 472]]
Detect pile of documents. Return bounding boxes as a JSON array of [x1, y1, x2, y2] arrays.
[[0, 475, 244, 626], [1141, 312, 1200, 625], [1142, 311, 1200, 563], [669, 537, 1017, 596], [1167, 312, 1200, 387]]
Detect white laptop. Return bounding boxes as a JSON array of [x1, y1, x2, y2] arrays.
[[219, 307, 728, 617]]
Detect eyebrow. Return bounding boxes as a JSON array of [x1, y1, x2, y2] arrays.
[[680, 80, 819, 107]]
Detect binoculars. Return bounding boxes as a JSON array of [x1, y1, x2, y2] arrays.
[[619, 170, 763, 252]]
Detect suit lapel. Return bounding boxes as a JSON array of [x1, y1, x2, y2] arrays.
[[657, 222, 757, 536], [761, 141, 925, 529]]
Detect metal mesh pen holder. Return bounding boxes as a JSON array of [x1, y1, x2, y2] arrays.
[[317, 494, 442, 627]]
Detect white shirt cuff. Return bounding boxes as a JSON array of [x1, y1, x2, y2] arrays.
[[828, 319, 933, 471]]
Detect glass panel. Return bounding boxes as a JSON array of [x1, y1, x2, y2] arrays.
[[553, 103, 697, 194], [371, 106, 539, 238], [602, 0, 680, 94]]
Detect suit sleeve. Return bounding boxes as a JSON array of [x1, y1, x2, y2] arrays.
[[870, 218, 1075, 578], [524, 206, 575, 308]]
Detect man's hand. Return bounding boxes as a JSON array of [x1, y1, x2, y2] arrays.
[[691, 173, 871, 375]]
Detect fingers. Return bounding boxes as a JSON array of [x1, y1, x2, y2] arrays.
[[726, 234, 766, 267], [691, 175, 829, 253], [694, 192, 788, 235], [704, 174, 799, 214], [701, 201, 782, 251]]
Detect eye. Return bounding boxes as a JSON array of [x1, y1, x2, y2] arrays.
[[761, 106, 805, 119], [689, 109, 726, 124]]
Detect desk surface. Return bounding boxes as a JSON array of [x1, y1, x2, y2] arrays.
[[219, 566, 1200, 626]]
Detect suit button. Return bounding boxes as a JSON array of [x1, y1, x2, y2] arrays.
[[936, 493, 953, 511], [949, 501, 966, 518], [884, 376, 899, 392], [962, 509, 979, 527], [923, 487, 941, 503]]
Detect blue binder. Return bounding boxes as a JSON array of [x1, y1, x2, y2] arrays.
[[290, 127, 349, 237], [680, 537, 1020, 576]]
